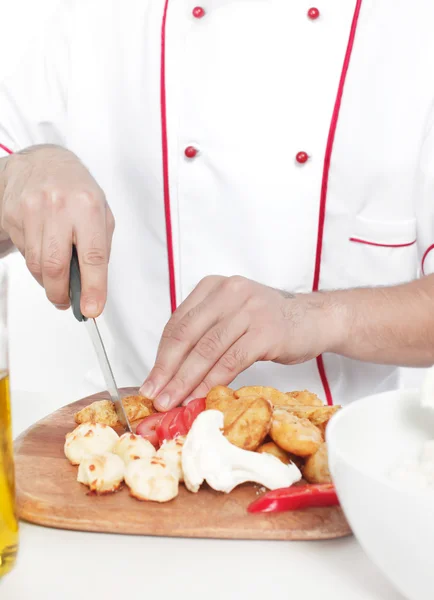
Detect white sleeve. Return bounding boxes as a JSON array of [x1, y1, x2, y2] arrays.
[[0, 1, 73, 159]]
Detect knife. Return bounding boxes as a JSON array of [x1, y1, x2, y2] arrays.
[[69, 246, 132, 432]]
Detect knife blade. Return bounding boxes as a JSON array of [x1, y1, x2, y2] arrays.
[[69, 246, 132, 431]]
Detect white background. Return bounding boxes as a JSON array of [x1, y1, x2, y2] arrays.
[[0, 0, 425, 408]]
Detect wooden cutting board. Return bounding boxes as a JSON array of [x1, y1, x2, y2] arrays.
[[14, 388, 351, 541]]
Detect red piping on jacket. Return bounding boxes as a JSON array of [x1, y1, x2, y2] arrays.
[[349, 237, 416, 249], [160, 0, 177, 313], [313, 0, 363, 406], [422, 244, 434, 276], [0, 144, 13, 155]]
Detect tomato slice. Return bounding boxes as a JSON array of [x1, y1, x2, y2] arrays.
[[135, 413, 166, 448], [140, 398, 206, 447], [156, 407, 184, 445], [183, 397, 206, 430], [168, 408, 188, 439]]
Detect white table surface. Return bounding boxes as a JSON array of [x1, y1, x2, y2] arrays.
[[1, 390, 406, 600]]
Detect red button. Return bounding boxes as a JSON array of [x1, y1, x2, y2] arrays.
[[192, 6, 205, 18], [295, 151, 309, 164], [185, 146, 198, 159], [307, 7, 320, 20]]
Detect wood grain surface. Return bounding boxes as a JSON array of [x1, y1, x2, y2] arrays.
[[14, 388, 351, 540]]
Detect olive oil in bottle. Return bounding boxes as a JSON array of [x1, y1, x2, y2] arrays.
[[0, 372, 18, 577], [0, 262, 18, 577]]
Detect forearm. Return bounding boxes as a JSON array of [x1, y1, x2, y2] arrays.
[[321, 276, 434, 367]]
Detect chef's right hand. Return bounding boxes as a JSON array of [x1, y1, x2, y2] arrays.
[[0, 144, 115, 317]]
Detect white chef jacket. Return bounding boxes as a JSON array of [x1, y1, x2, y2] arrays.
[[1, 0, 434, 405]]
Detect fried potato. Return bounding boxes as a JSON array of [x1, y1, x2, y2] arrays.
[[270, 410, 323, 457], [283, 390, 324, 407], [122, 395, 155, 421], [206, 386, 234, 408], [74, 395, 154, 426], [234, 386, 288, 406], [75, 400, 118, 427], [206, 394, 272, 451], [312, 406, 340, 436], [302, 443, 331, 484], [277, 405, 340, 434], [256, 441, 291, 465]]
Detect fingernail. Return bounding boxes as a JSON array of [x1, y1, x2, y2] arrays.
[[140, 381, 154, 398], [155, 393, 171, 410], [55, 303, 70, 310], [182, 395, 194, 406], [84, 300, 98, 316]]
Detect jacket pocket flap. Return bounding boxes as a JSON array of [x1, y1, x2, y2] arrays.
[[350, 216, 416, 247]]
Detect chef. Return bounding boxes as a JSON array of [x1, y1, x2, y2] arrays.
[[1, 0, 434, 410]]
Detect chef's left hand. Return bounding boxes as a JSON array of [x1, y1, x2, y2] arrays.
[[141, 275, 342, 411]]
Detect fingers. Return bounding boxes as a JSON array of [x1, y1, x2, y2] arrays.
[[21, 194, 45, 287], [155, 275, 225, 353], [152, 311, 250, 411], [2, 190, 36, 279], [1, 149, 114, 315], [150, 299, 220, 399], [40, 192, 73, 309], [105, 205, 116, 261], [74, 191, 110, 318], [189, 332, 260, 397], [20, 189, 111, 315], [182, 333, 260, 407], [140, 276, 224, 397]]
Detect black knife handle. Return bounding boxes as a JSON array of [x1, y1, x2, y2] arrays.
[[69, 246, 87, 322]]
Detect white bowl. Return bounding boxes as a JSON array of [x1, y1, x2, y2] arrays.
[[327, 389, 434, 600]]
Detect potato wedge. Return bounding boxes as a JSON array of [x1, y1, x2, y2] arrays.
[[234, 386, 288, 406], [122, 395, 155, 421], [206, 394, 272, 451], [206, 386, 234, 407], [276, 405, 340, 433], [270, 410, 323, 457], [75, 400, 118, 427], [302, 443, 331, 484], [225, 396, 273, 451], [74, 395, 154, 426], [256, 441, 291, 465], [283, 390, 324, 407]]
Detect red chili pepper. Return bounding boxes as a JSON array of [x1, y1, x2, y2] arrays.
[[247, 483, 339, 514]]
